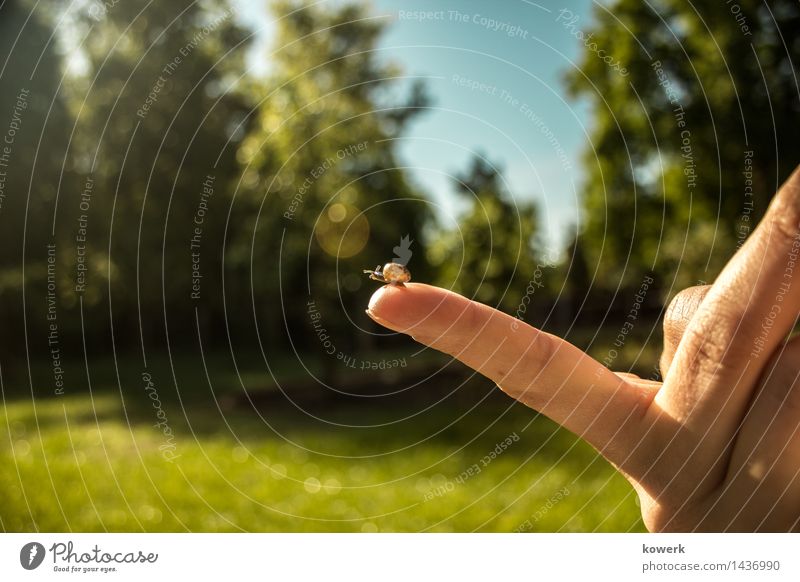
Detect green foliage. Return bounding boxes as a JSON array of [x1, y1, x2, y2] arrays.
[[230, 0, 433, 363], [0, 0, 72, 348], [0, 0, 254, 356], [428, 155, 542, 315], [0, 363, 642, 532], [62, 0, 252, 346], [565, 0, 800, 294]]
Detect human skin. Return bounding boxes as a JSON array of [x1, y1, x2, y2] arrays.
[[366, 166, 800, 532]]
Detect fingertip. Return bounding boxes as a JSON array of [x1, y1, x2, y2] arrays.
[[366, 282, 453, 333], [366, 283, 416, 330]]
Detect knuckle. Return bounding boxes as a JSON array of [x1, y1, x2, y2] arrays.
[[663, 293, 684, 336], [678, 297, 767, 382], [769, 207, 800, 248], [663, 286, 710, 344], [665, 286, 696, 321], [525, 329, 558, 371], [679, 318, 736, 380], [767, 174, 800, 244], [490, 329, 558, 385], [492, 330, 558, 407], [663, 296, 687, 347]]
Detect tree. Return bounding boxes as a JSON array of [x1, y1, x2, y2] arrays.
[[564, 0, 800, 295], [428, 155, 543, 321], [0, 0, 72, 366], [230, 0, 433, 379], [62, 0, 252, 350]]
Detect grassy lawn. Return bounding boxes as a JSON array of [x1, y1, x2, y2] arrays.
[[0, 351, 645, 532]]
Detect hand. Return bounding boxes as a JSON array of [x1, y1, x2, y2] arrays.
[[366, 166, 800, 532]]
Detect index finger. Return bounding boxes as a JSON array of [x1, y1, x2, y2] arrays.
[[366, 282, 652, 460]]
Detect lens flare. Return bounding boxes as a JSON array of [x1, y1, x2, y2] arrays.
[[315, 203, 369, 258]]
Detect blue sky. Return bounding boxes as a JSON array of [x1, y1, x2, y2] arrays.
[[236, 0, 596, 249]]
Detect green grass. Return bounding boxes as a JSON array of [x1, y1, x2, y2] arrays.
[[0, 352, 645, 532]]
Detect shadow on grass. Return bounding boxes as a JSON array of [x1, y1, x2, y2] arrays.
[[0, 348, 609, 469], [0, 350, 643, 532]]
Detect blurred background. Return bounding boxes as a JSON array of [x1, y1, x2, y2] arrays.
[[0, 0, 798, 532]]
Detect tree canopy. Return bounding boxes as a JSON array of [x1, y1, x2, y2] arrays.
[[565, 0, 800, 295]]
